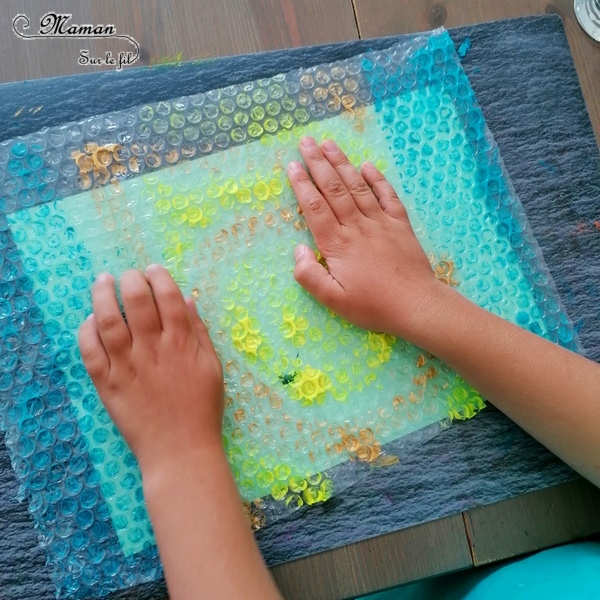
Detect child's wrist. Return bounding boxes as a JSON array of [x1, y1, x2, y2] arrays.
[[397, 281, 466, 351], [139, 439, 228, 495]]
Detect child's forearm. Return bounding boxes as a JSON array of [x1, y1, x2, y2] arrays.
[[287, 137, 600, 489], [142, 446, 282, 600], [413, 284, 600, 487]]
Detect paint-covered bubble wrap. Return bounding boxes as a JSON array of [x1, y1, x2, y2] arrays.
[[0, 28, 580, 597]]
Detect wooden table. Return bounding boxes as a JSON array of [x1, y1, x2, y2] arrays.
[[2, 2, 600, 599]]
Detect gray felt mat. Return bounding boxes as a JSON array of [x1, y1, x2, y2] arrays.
[[0, 14, 599, 600]]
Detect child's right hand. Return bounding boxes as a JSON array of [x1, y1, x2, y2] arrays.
[[287, 136, 446, 344]]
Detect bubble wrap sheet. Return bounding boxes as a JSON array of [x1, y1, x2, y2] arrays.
[[0, 28, 581, 598]]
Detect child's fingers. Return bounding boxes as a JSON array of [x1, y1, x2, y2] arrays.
[[120, 270, 161, 338], [361, 162, 409, 221], [79, 314, 110, 380], [321, 140, 383, 219], [145, 264, 191, 333], [298, 136, 358, 223], [185, 297, 216, 353], [92, 273, 132, 356], [293, 245, 344, 308], [287, 160, 341, 245]]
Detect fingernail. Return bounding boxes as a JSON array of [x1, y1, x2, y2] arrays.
[[96, 272, 114, 283], [300, 136, 316, 148], [85, 313, 94, 321], [363, 161, 375, 170], [322, 139, 338, 153], [294, 245, 307, 259], [288, 160, 303, 172], [146, 263, 161, 273]]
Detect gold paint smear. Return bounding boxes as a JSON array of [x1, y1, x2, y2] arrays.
[[429, 253, 460, 287]]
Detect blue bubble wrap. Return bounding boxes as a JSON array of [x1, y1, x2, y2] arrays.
[[0, 29, 580, 598]]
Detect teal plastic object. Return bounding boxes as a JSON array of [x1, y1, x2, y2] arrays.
[[359, 542, 600, 599], [0, 29, 580, 597]]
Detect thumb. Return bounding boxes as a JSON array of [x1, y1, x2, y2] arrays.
[[294, 245, 343, 308]]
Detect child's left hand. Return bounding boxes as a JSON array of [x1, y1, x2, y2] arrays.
[[78, 264, 224, 474]]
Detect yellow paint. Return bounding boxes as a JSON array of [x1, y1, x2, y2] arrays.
[[446, 376, 486, 420], [289, 366, 333, 406], [365, 331, 396, 367]]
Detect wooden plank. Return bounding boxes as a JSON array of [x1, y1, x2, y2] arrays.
[[270, 514, 472, 600], [0, 0, 359, 83], [1, 0, 95, 82], [353, 0, 600, 144], [464, 479, 600, 566], [159, 0, 359, 59]]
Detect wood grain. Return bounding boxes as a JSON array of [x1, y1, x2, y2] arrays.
[[2, 2, 600, 599], [270, 514, 472, 600], [464, 479, 600, 566], [1, 1, 95, 82], [353, 0, 600, 144], [0, 0, 359, 83]]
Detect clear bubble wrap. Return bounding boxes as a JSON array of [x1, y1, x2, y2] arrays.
[[0, 29, 580, 598]]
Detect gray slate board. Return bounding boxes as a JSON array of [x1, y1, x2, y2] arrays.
[[1, 14, 599, 600]]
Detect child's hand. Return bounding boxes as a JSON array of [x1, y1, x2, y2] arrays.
[[287, 137, 443, 343], [78, 265, 224, 473], [80, 267, 282, 599]]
